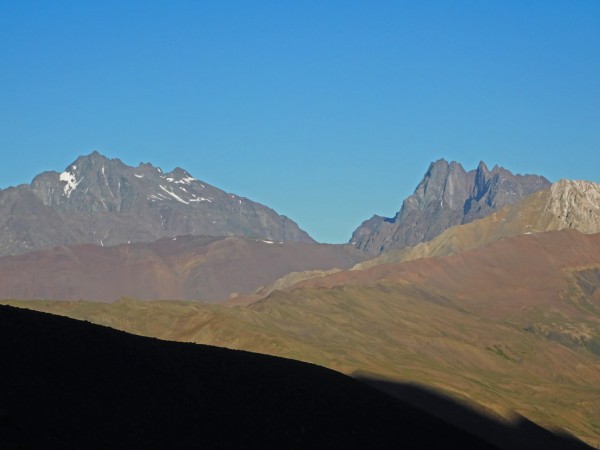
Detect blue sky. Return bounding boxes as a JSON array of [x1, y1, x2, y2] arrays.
[[1, 1, 599, 243]]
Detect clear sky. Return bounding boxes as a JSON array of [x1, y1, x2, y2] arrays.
[[1, 1, 599, 243]]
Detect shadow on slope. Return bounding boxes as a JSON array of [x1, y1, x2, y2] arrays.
[[356, 374, 592, 450], [0, 305, 495, 450]]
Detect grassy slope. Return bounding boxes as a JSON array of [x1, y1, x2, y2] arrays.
[[6, 280, 600, 445], [1, 305, 501, 450]]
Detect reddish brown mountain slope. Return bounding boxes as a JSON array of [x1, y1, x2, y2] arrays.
[[297, 230, 600, 324], [0, 235, 365, 302]]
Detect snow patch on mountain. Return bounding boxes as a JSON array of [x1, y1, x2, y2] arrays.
[[159, 185, 189, 204], [175, 176, 196, 185], [0, 151, 314, 257], [59, 170, 82, 197]]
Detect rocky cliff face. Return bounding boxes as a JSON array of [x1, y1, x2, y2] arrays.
[[351, 159, 550, 254], [355, 179, 600, 269], [545, 179, 600, 233], [0, 151, 313, 256]]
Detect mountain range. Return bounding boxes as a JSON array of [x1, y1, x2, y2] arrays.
[[0, 151, 311, 257], [2, 151, 600, 447], [0, 153, 555, 259], [350, 159, 550, 254], [356, 178, 600, 268]]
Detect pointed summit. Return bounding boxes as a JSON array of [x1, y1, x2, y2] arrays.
[[412, 160, 469, 211], [476, 160, 490, 174], [72, 150, 112, 166], [427, 158, 449, 170], [350, 160, 550, 254]]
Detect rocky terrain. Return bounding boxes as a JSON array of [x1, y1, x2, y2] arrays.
[[356, 179, 600, 268], [0, 151, 312, 257], [350, 159, 550, 254], [546, 179, 600, 232]]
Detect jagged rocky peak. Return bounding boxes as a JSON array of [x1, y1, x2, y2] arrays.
[[350, 159, 551, 254], [0, 151, 314, 257], [62, 150, 120, 178], [168, 166, 193, 178], [411, 159, 472, 211], [30, 152, 115, 204], [33, 152, 211, 211], [472, 161, 491, 195], [32, 152, 136, 212], [138, 161, 155, 170]]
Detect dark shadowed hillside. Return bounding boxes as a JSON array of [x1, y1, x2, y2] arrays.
[[0, 305, 498, 450], [357, 375, 592, 450]]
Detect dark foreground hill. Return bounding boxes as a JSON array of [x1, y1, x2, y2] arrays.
[[0, 305, 496, 450]]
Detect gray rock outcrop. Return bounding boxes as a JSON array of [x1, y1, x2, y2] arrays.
[[350, 159, 550, 254]]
